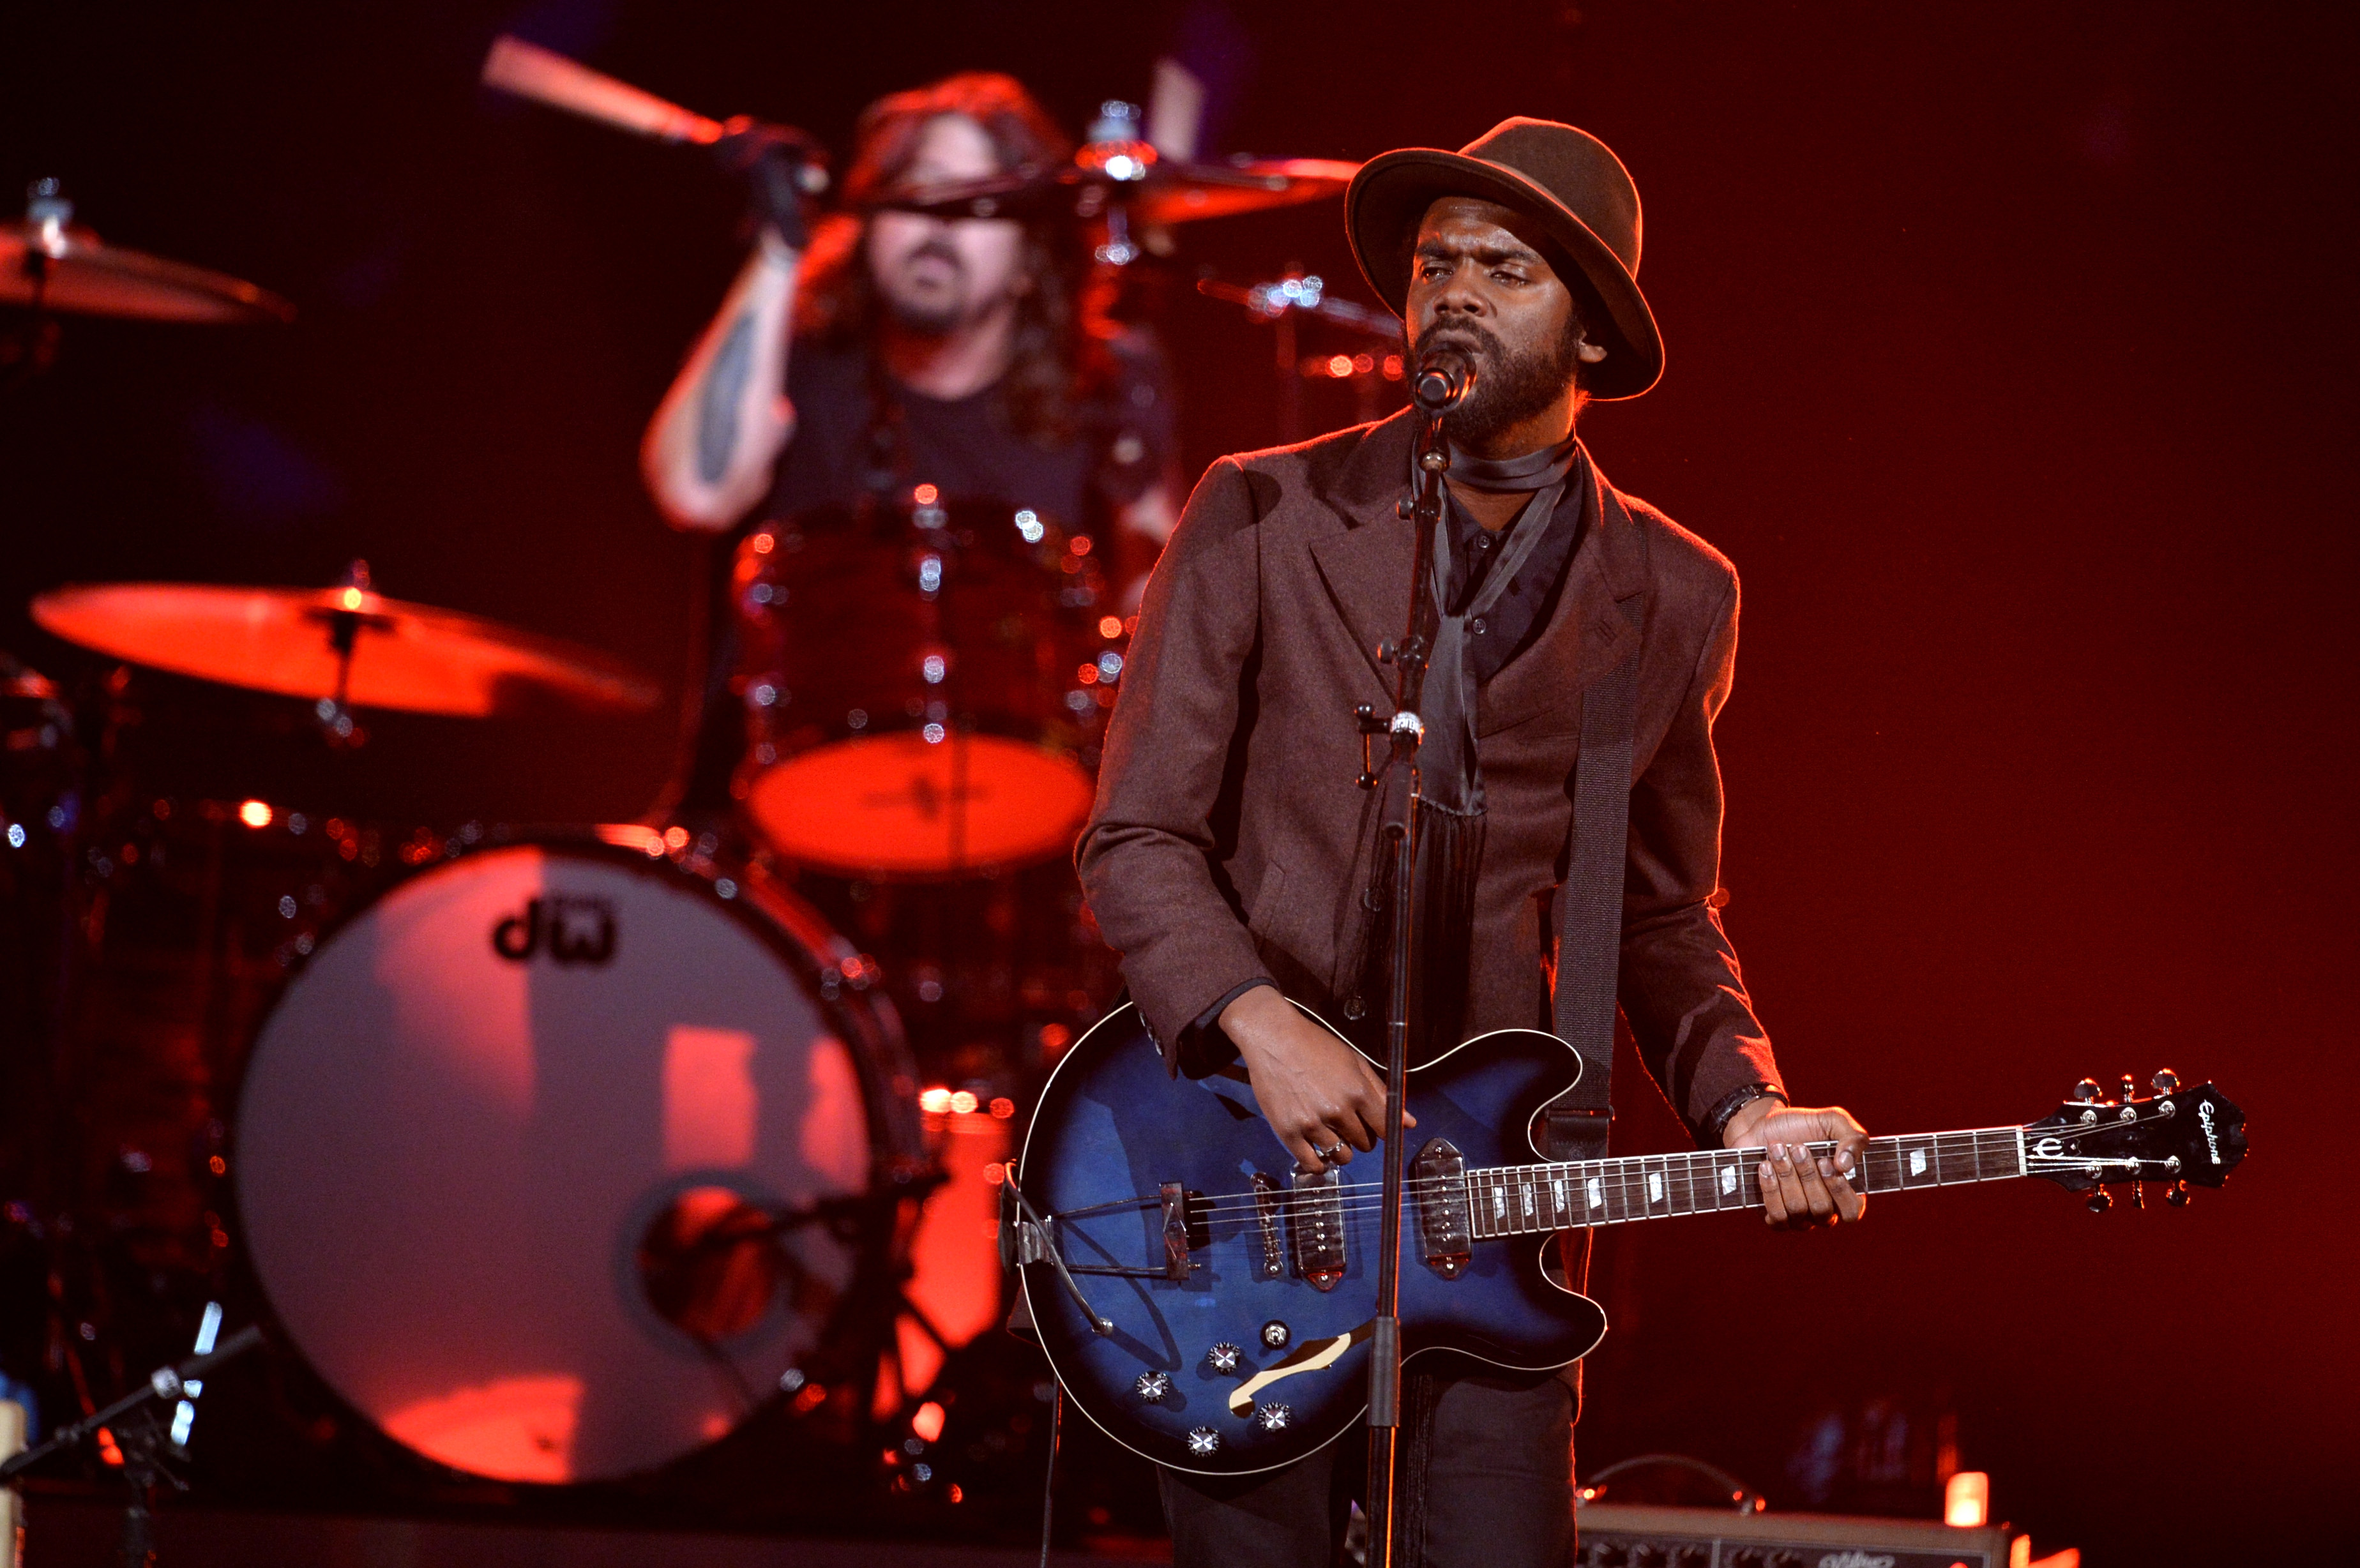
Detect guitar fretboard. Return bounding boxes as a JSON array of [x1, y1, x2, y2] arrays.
[[1464, 1128, 2027, 1237]]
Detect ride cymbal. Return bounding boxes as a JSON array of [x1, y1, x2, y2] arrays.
[[31, 582, 658, 718], [4, 183, 294, 326]]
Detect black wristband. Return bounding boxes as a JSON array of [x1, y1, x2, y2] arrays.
[[1703, 1082, 1788, 1150]]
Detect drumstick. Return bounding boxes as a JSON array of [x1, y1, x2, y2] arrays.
[[481, 34, 723, 146]]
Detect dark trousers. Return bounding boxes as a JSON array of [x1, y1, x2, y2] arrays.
[[1158, 1359, 1577, 1568]]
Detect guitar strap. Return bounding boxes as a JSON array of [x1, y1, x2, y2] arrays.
[[1545, 592, 1647, 1165]]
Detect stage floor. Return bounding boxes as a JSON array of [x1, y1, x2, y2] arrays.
[[22, 1498, 1173, 1568]]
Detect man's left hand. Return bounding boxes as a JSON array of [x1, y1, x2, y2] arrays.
[[1723, 1099, 1869, 1230]]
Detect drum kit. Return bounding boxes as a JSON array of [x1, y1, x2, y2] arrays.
[[0, 38, 1404, 1521]]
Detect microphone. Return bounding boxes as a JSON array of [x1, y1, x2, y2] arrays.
[[1411, 348, 1474, 412]]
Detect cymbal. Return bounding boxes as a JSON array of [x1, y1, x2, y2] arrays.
[[3, 187, 294, 325], [31, 583, 660, 718], [877, 155, 1360, 229]]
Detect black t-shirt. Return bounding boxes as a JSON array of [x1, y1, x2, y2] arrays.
[[766, 329, 1177, 531]]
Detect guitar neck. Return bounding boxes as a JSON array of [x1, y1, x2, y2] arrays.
[[1464, 1127, 2027, 1238]]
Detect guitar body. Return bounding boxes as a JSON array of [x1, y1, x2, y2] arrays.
[[1018, 1003, 1607, 1474]]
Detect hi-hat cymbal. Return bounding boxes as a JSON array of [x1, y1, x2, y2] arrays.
[[3, 185, 294, 325], [877, 155, 1360, 229], [31, 582, 659, 718]]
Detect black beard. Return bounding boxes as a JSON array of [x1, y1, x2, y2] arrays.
[[879, 239, 968, 337], [883, 292, 964, 337], [1419, 319, 1582, 448]]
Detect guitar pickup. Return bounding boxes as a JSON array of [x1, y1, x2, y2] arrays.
[[1290, 1167, 1346, 1290], [1160, 1182, 1209, 1282], [1412, 1138, 1471, 1278]]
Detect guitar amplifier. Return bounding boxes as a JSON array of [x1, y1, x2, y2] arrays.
[[1574, 1502, 2026, 1568]]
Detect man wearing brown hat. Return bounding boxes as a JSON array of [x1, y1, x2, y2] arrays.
[[1077, 119, 1871, 1565]]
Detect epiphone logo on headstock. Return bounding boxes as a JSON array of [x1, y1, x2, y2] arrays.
[[490, 896, 617, 967], [2198, 1099, 2223, 1165], [1817, 1552, 1896, 1568]]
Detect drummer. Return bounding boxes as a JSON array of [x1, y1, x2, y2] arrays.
[[642, 71, 1180, 574]]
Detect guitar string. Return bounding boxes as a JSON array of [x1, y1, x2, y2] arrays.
[[1085, 1143, 2038, 1233], [1059, 1146, 2129, 1236], [1158, 1129, 2033, 1221], [1153, 1120, 2144, 1221], [1122, 1159, 2103, 1243], [1170, 1150, 2023, 1225], [1052, 1160, 2120, 1264]]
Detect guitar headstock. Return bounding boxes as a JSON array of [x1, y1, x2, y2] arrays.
[[2020, 1071, 2246, 1211]]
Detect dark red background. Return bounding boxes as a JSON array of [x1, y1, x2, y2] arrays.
[[3, 2, 2352, 1562]]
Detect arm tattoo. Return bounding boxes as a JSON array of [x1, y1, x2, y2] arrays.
[[695, 311, 757, 485]]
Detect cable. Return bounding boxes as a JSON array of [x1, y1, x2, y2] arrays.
[[1580, 1452, 1764, 1513], [1038, 1383, 1064, 1568]]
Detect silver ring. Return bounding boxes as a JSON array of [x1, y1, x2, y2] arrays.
[[1318, 1142, 1349, 1164]]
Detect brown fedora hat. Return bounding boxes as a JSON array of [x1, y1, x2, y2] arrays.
[[1346, 117, 1663, 400]]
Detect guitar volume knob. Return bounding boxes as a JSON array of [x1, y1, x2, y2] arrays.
[[1134, 1371, 1172, 1403], [1206, 1343, 1242, 1374], [1253, 1402, 1292, 1432], [1185, 1426, 1221, 1456]]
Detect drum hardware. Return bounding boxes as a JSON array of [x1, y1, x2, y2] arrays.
[[0, 1316, 264, 1568], [1196, 271, 1399, 340], [872, 105, 1359, 239], [1197, 271, 1406, 440]]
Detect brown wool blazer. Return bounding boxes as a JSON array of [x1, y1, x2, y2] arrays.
[[1076, 409, 1781, 1143]]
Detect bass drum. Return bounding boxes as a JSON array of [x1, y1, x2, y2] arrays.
[[232, 831, 921, 1484]]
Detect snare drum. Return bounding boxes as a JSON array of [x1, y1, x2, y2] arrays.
[[730, 496, 1126, 878], [232, 832, 922, 1484]]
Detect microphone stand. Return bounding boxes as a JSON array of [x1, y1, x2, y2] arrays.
[[0, 1324, 264, 1567], [1358, 359, 1465, 1568]]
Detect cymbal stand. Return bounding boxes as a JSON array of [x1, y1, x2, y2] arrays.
[[2, 181, 68, 391]]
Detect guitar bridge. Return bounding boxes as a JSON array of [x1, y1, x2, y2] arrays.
[[1252, 1173, 1286, 1279], [1160, 1182, 1208, 1281], [1289, 1167, 1346, 1290]]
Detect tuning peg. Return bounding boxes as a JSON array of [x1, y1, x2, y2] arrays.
[[2120, 1073, 2138, 1104], [2151, 1069, 2180, 1094], [2085, 1188, 2112, 1214], [2072, 1078, 2104, 1104], [2166, 1180, 2191, 1207]]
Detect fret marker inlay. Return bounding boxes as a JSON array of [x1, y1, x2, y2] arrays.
[[1585, 1178, 1602, 1210], [1909, 1149, 1928, 1176], [1646, 1172, 1663, 1203], [1719, 1166, 1737, 1195]]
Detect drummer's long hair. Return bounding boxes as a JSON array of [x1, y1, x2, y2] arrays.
[[796, 73, 1113, 448]]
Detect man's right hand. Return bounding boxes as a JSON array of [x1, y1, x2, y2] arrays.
[[1220, 985, 1413, 1172]]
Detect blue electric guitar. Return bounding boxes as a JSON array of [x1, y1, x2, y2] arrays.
[[1007, 1001, 2246, 1474]]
